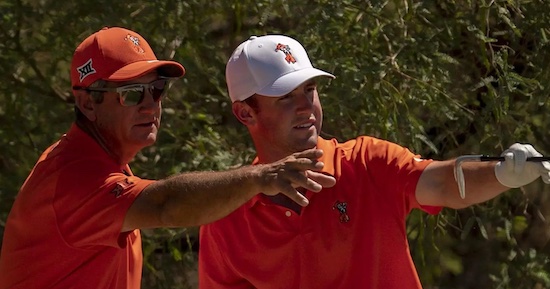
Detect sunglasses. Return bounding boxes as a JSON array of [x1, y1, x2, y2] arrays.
[[76, 78, 173, 106]]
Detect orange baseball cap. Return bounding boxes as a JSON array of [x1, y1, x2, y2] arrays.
[[70, 26, 185, 89]]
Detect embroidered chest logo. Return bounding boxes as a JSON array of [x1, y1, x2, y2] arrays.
[[124, 34, 145, 53], [110, 178, 134, 198], [333, 200, 350, 223], [77, 59, 96, 82], [275, 43, 297, 64]]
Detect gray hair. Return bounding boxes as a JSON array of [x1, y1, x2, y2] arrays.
[[74, 79, 107, 121]]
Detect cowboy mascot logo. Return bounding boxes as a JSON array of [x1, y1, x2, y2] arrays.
[[275, 43, 297, 64], [333, 200, 350, 223]]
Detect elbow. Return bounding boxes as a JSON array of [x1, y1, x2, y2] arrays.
[[159, 203, 211, 227], [159, 208, 178, 227], [159, 206, 192, 228], [444, 195, 473, 210], [446, 201, 470, 210], [420, 186, 473, 210]]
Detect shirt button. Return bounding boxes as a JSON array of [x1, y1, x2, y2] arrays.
[[285, 211, 292, 217]]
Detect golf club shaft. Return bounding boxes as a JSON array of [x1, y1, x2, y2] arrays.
[[479, 156, 550, 162]]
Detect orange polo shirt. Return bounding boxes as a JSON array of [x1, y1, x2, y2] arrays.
[[199, 136, 440, 289], [0, 124, 154, 289]]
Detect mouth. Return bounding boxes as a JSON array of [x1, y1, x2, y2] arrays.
[[294, 123, 313, 129], [136, 122, 154, 127], [135, 120, 158, 128], [293, 119, 316, 130]]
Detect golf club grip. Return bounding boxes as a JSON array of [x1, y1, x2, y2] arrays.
[[479, 156, 550, 162]]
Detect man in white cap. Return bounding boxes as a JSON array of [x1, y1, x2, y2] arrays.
[[0, 28, 336, 289], [198, 34, 550, 288]]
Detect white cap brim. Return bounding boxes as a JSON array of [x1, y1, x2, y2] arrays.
[[257, 67, 335, 97]]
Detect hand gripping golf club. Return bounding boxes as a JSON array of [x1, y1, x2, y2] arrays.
[[453, 155, 550, 199]]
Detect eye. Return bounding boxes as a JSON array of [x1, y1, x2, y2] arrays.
[[278, 93, 292, 100], [306, 84, 317, 93], [120, 90, 143, 106]]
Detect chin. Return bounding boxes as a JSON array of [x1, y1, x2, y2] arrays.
[[144, 136, 158, 147], [136, 134, 157, 148], [308, 134, 319, 146], [296, 137, 318, 151]]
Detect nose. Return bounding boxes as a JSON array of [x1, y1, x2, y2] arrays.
[[295, 92, 314, 114]]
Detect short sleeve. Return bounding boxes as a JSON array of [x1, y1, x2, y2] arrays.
[[53, 159, 155, 248], [360, 137, 441, 215]]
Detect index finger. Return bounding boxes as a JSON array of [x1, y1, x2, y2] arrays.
[[292, 148, 324, 160]]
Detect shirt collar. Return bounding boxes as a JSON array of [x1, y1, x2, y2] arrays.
[[66, 123, 131, 173]]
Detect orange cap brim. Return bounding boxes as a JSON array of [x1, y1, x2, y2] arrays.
[[106, 60, 185, 81]]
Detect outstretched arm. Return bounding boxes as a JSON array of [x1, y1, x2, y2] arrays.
[[416, 160, 507, 209], [122, 148, 336, 231], [416, 143, 550, 209]]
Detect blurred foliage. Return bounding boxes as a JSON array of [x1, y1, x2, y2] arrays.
[[1, 0, 550, 288]]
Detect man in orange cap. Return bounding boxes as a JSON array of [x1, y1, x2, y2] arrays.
[[0, 27, 336, 289]]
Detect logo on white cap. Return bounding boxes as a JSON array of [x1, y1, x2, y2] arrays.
[[77, 58, 96, 83], [275, 44, 296, 64]]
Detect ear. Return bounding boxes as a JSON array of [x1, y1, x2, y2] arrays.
[[232, 101, 256, 126], [74, 90, 97, 121]]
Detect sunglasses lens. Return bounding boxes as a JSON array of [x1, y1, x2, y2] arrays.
[[120, 90, 144, 106], [151, 80, 168, 101], [117, 79, 170, 106]]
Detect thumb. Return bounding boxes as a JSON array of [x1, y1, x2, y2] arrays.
[[511, 150, 527, 174], [501, 152, 515, 172]]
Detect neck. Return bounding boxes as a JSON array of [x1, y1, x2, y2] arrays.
[[254, 146, 289, 164], [75, 119, 135, 167]]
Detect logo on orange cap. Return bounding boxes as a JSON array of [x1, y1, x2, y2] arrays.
[[124, 34, 145, 54], [76, 59, 97, 83], [275, 43, 296, 64]]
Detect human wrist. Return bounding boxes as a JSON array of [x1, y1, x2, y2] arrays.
[[239, 165, 268, 197]]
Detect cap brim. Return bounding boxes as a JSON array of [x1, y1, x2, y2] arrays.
[[106, 60, 185, 81], [257, 67, 335, 97]]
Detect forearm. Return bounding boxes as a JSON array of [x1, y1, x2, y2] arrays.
[[417, 160, 509, 209], [454, 161, 510, 207], [417, 144, 550, 209], [122, 148, 335, 231], [148, 166, 262, 227]]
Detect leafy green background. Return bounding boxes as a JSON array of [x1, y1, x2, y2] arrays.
[[1, 0, 550, 288]]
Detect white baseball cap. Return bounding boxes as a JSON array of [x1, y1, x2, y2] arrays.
[[226, 35, 335, 102]]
